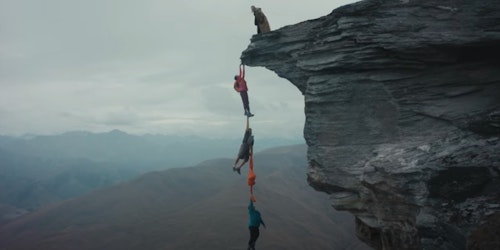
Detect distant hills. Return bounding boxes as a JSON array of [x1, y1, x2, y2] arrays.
[[0, 130, 302, 219], [0, 129, 303, 170], [0, 145, 370, 250]]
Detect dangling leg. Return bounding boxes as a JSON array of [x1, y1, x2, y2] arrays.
[[237, 158, 248, 171], [248, 227, 258, 250], [233, 157, 239, 173], [240, 92, 249, 116], [253, 228, 260, 249], [241, 91, 253, 117]]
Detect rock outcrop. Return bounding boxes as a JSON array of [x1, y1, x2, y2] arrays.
[[241, 0, 500, 249]]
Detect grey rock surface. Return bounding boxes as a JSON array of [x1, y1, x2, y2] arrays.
[[241, 0, 500, 249]]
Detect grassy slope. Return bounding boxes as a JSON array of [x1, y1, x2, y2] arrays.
[[0, 145, 369, 250]]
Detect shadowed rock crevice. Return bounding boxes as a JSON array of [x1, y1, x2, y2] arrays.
[[241, 0, 500, 249], [428, 167, 492, 202]]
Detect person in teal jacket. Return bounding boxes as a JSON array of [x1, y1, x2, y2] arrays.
[[247, 199, 266, 250]]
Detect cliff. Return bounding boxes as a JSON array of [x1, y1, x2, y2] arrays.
[[241, 0, 500, 249]]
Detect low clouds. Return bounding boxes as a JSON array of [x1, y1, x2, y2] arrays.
[[0, 0, 356, 138]]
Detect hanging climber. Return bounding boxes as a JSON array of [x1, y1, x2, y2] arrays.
[[234, 64, 254, 117], [247, 198, 266, 250], [233, 117, 254, 174], [251, 6, 271, 34]]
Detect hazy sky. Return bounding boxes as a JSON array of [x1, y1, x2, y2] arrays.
[[0, 0, 357, 139]]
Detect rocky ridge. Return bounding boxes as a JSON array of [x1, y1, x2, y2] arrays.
[[241, 0, 500, 249]]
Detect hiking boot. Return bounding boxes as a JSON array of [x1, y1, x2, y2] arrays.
[[246, 112, 254, 117], [232, 167, 241, 175]]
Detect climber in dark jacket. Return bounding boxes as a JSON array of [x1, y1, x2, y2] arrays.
[[247, 199, 266, 250], [233, 117, 254, 174]]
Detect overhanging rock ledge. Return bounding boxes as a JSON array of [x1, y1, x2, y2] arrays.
[[241, 0, 500, 249]]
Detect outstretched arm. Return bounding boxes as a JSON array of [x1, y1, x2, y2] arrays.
[[240, 64, 245, 79], [248, 199, 255, 211]]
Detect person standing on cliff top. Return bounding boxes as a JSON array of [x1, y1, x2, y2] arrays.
[[234, 64, 254, 117], [251, 6, 270, 34]]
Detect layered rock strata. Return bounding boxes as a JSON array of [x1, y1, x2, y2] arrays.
[[241, 0, 500, 249]]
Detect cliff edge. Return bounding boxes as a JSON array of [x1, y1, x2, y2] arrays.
[[241, 0, 500, 249]]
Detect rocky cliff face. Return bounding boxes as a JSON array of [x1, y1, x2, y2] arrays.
[[241, 0, 500, 249]]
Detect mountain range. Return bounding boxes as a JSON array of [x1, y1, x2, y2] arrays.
[[0, 129, 302, 170], [0, 145, 370, 250], [0, 130, 302, 219]]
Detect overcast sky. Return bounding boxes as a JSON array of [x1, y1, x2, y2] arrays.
[[0, 0, 356, 139]]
